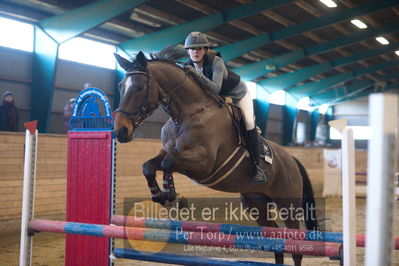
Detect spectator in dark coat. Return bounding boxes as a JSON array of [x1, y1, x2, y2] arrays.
[[0, 91, 19, 131]]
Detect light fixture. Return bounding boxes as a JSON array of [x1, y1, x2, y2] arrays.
[[265, 64, 276, 70], [376, 37, 389, 45], [350, 19, 367, 29], [395, 50, 399, 56], [319, 0, 337, 8]]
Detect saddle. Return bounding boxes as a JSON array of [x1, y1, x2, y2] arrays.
[[225, 102, 273, 165], [225, 101, 246, 145]]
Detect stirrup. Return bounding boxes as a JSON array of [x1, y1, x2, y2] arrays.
[[251, 165, 267, 184]]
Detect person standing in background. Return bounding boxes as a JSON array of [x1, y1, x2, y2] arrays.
[[0, 91, 19, 131], [63, 98, 76, 133]]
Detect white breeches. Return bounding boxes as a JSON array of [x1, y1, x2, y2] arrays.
[[236, 91, 255, 130]]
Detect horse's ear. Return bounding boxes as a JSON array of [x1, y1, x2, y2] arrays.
[[134, 51, 148, 70], [114, 53, 132, 71]]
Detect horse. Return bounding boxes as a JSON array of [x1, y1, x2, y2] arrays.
[[114, 48, 319, 266]]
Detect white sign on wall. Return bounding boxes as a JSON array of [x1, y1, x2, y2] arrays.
[[322, 149, 342, 197]]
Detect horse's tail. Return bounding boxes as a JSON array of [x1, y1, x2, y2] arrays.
[[293, 157, 319, 231]]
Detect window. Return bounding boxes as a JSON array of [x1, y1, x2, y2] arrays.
[[316, 120, 327, 144], [0, 16, 33, 52], [245, 82, 257, 100], [330, 126, 371, 140], [58, 37, 116, 69], [318, 104, 329, 114], [297, 97, 315, 112], [269, 90, 285, 105], [296, 122, 306, 143], [257, 86, 270, 102]]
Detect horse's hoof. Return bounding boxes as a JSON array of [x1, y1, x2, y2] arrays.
[[177, 195, 189, 208], [152, 196, 166, 206], [162, 191, 176, 203]]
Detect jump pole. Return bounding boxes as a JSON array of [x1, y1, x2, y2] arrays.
[[365, 93, 398, 266], [341, 128, 356, 266], [328, 119, 357, 266], [110, 215, 399, 249], [29, 219, 343, 258], [113, 248, 283, 266], [19, 121, 38, 266]]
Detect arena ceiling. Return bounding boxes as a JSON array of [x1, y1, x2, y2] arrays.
[[1, 0, 399, 107]]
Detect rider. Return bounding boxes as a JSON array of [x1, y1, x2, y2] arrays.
[[184, 31, 267, 184]]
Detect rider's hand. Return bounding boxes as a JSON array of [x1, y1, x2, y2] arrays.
[[184, 64, 196, 73]]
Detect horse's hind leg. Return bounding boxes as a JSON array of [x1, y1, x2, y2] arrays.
[[142, 149, 166, 205], [273, 197, 304, 266], [240, 193, 284, 265]]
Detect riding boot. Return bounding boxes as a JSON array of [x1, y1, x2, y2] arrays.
[[247, 128, 267, 184]]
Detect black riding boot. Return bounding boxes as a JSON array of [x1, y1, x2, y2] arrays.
[[247, 128, 267, 184]]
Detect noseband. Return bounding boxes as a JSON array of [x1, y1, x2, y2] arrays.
[[115, 70, 153, 129]]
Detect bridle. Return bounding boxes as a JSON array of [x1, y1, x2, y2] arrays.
[[115, 68, 188, 129], [115, 70, 154, 129]]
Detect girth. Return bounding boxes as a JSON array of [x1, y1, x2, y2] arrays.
[[196, 145, 249, 187], [194, 102, 249, 187]]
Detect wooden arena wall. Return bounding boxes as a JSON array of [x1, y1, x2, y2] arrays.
[[0, 132, 367, 235]]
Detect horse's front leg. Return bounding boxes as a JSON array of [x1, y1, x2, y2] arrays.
[[142, 149, 167, 205], [160, 153, 177, 203], [160, 145, 210, 203]]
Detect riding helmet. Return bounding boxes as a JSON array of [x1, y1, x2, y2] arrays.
[[184, 32, 210, 49]]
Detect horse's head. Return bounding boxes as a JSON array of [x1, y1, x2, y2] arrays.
[[114, 51, 159, 143]]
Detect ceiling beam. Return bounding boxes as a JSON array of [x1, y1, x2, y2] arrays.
[[127, 3, 246, 66], [234, 21, 399, 81], [294, 0, 367, 76], [176, 0, 263, 36], [217, 0, 399, 61], [248, 8, 327, 74], [172, 0, 287, 66], [135, 1, 277, 66], [311, 79, 374, 104], [261, 42, 399, 91], [290, 59, 399, 99], [374, 72, 399, 82], [169, 0, 302, 71], [39, 0, 148, 44], [338, 0, 399, 81], [312, 79, 399, 106], [119, 0, 295, 54], [392, 6, 399, 16], [338, 0, 398, 59]]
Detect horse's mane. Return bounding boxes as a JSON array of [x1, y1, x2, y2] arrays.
[[149, 46, 187, 65]]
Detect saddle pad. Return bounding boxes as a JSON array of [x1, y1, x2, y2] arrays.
[[260, 136, 273, 165]]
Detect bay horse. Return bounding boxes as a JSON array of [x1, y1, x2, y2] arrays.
[[114, 48, 318, 266]]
